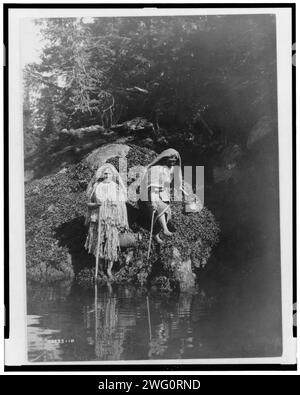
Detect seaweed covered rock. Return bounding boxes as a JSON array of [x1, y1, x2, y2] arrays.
[[76, 200, 219, 291], [25, 143, 220, 289], [25, 144, 156, 282], [131, 202, 219, 291]]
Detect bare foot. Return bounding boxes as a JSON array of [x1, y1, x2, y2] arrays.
[[154, 234, 164, 244], [106, 269, 113, 280], [125, 250, 134, 265], [106, 262, 113, 279], [107, 283, 113, 293], [163, 229, 173, 237]]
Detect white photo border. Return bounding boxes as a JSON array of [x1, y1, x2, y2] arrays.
[[4, 5, 296, 367]]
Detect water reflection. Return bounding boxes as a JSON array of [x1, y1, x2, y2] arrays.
[[27, 282, 216, 362], [27, 266, 281, 362], [27, 316, 62, 362]]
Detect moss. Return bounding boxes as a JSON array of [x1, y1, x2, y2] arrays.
[[151, 276, 174, 293], [135, 202, 219, 268], [65, 161, 94, 192], [76, 201, 220, 291], [25, 171, 86, 282], [107, 144, 156, 171]]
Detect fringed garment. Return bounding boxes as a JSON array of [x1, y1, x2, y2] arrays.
[[85, 181, 128, 262]]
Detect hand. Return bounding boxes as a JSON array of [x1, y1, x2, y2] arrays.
[[87, 202, 101, 209]]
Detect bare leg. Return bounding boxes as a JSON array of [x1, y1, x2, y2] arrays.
[[98, 260, 104, 276], [158, 214, 173, 236], [106, 260, 113, 279], [154, 233, 164, 244], [125, 249, 134, 265], [95, 255, 104, 276], [107, 282, 112, 294]]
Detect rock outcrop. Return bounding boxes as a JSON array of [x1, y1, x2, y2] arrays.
[[25, 143, 220, 290]]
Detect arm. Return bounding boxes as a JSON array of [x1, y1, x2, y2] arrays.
[[87, 202, 101, 210], [180, 186, 189, 196], [149, 186, 161, 208], [87, 184, 101, 210]]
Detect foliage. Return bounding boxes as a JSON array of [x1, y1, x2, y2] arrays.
[[23, 15, 277, 160]]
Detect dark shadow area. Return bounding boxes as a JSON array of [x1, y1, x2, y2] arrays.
[[53, 203, 144, 275], [54, 216, 94, 275]]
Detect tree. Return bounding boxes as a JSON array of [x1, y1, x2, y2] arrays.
[[24, 14, 277, 158]]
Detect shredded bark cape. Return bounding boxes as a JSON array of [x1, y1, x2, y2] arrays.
[[85, 164, 128, 262]]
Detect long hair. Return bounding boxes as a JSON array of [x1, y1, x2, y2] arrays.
[[86, 163, 127, 201]]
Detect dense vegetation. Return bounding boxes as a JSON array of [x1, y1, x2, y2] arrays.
[[24, 15, 277, 160]]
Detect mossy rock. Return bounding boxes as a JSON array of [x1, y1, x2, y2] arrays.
[[128, 202, 219, 291], [25, 143, 220, 290]]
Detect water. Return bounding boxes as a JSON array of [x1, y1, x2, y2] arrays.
[[27, 254, 282, 362]]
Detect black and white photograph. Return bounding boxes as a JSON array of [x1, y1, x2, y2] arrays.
[[4, 5, 295, 367]]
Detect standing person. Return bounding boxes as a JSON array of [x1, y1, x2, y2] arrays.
[[85, 164, 128, 279]]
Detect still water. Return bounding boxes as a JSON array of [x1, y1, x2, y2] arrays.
[[27, 256, 282, 362]]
